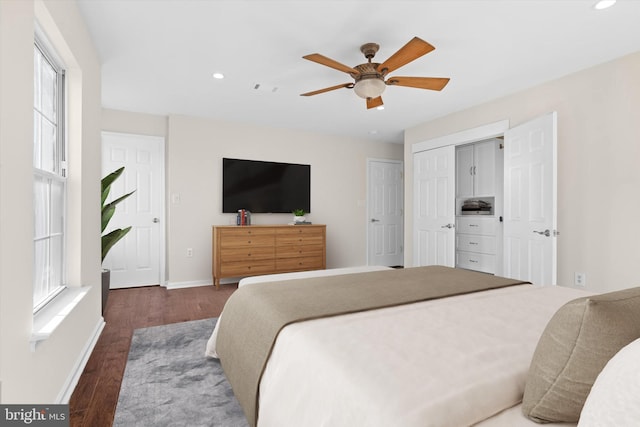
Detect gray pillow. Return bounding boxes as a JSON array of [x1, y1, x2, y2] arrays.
[[522, 286, 640, 423]]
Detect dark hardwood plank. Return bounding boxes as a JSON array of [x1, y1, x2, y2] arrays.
[[69, 284, 236, 426]]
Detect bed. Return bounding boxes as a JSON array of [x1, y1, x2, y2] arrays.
[[206, 265, 640, 427]]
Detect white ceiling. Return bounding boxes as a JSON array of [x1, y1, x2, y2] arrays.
[[77, 0, 640, 144]]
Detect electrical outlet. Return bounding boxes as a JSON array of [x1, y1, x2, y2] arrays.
[[186, 248, 193, 257], [574, 272, 586, 287]]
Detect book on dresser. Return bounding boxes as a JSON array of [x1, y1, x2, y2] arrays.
[[211, 224, 326, 288]]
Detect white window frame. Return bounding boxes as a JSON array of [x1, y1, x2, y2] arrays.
[[33, 38, 67, 312]]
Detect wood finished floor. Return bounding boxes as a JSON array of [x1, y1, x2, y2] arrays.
[[69, 284, 237, 427]]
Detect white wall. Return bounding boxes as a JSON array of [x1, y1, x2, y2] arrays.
[[103, 108, 167, 137], [404, 52, 640, 293], [0, 0, 102, 403], [166, 115, 403, 286], [98, 111, 403, 286]]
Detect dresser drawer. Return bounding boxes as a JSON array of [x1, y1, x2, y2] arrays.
[[456, 251, 495, 274], [276, 226, 324, 237], [456, 217, 497, 235], [219, 227, 275, 238], [276, 227, 324, 246], [276, 256, 325, 272], [220, 246, 275, 262], [219, 233, 274, 248], [220, 259, 275, 277], [277, 244, 324, 259], [456, 234, 496, 255]]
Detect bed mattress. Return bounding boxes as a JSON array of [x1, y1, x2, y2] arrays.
[[257, 284, 589, 426]]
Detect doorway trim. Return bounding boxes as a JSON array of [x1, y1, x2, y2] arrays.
[[412, 119, 510, 153]]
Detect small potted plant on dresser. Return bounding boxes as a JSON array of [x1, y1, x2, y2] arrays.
[[292, 209, 307, 224], [101, 167, 135, 314]]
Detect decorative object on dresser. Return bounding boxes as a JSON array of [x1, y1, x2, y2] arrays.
[[292, 208, 306, 224], [211, 225, 326, 288], [236, 209, 251, 226]]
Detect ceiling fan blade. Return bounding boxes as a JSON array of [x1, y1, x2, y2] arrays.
[[377, 37, 436, 75], [303, 53, 360, 75], [386, 76, 450, 91], [366, 96, 383, 109], [300, 83, 354, 97]]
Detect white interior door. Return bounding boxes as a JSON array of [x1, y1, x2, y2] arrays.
[[367, 159, 404, 267], [102, 132, 165, 288], [413, 146, 456, 267], [503, 112, 557, 285]]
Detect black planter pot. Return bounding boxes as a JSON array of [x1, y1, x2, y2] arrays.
[[101, 269, 110, 315]]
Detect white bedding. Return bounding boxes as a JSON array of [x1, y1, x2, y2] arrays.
[[237, 265, 392, 287], [205, 266, 392, 358], [257, 284, 590, 427]]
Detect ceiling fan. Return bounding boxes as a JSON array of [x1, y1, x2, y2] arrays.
[[300, 37, 450, 109]]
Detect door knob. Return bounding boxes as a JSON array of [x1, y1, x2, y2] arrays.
[[533, 229, 551, 237], [441, 223, 455, 229], [153, 217, 160, 223], [370, 218, 380, 223]]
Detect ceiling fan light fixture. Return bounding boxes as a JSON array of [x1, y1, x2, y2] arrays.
[[353, 77, 386, 99], [593, 0, 616, 9]]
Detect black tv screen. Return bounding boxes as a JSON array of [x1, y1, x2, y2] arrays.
[[222, 158, 311, 213]]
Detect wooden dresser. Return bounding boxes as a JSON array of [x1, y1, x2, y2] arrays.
[[211, 224, 326, 288]]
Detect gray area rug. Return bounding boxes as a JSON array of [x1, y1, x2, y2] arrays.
[[114, 318, 249, 427]]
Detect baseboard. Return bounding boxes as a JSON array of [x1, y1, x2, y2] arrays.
[[56, 317, 105, 403], [165, 279, 213, 290]]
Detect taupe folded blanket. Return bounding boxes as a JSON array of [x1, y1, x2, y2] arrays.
[[216, 265, 528, 426]]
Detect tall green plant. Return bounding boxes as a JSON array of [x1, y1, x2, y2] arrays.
[[101, 167, 135, 263]]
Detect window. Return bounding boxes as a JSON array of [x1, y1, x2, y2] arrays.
[[33, 40, 66, 311]]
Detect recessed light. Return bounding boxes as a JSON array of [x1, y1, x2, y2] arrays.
[[212, 72, 225, 79], [593, 0, 616, 10], [376, 106, 385, 111], [369, 130, 378, 135]]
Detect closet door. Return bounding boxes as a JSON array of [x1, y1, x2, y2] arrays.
[[413, 146, 455, 267], [503, 112, 557, 285]]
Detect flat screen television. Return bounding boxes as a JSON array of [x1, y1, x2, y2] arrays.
[[222, 158, 311, 213]]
